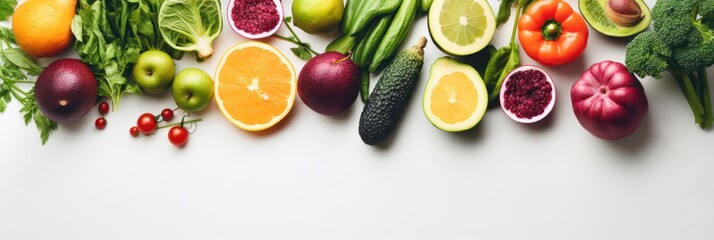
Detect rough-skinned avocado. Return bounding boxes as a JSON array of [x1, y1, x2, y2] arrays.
[[359, 37, 427, 145], [579, 0, 651, 37]]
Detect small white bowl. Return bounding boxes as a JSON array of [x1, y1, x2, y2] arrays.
[[499, 65, 556, 123], [226, 0, 284, 39]]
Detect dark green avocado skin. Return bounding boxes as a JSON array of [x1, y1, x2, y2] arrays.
[[359, 49, 424, 145]]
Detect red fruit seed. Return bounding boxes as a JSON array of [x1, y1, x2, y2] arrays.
[[95, 117, 107, 129], [161, 108, 175, 121], [502, 69, 553, 120], [130, 126, 140, 137], [231, 0, 280, 35], [98, 101, 109, 115]]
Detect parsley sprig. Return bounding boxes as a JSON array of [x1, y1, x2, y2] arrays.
[[0, 0, 16, 21], [274, 17, 318, 61], [0, 28, 58, 145]]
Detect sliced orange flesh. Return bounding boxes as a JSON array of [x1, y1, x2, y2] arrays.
[[214, 41, 296, 131], [430, 72, 479, 124]]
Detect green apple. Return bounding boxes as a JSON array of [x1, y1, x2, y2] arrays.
[[132, 50, 175, 94], [172, 68, 214, 112]]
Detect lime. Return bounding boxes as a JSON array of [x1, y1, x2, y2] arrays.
[[428, 0, 496, 56], [292, 0, 344, 35]]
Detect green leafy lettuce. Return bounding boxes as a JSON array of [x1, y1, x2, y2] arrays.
[[158, 0, 221, 61], [72, 0, 183, 110]]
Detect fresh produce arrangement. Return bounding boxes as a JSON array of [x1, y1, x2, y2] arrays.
[[0, 0, 712, 147]]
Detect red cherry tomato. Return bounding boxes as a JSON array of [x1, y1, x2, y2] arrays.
[[130, 126, 140, 137], [168, 126, 189, 146], [161, 108, 174, 121], [95, 117, 107, 129], [98, 101, 110, 115], [137, 113, 157, 135]]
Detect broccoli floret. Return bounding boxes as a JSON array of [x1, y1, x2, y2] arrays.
[[652, 0, 700, 47], [701, 0, 714, 18], [643, 0, 714, 72], [705, 16, 714, 29], [673, 38, 714, 72], [625, 31, 672, 79], [625, 0, 714, 129], [703, 0, 714, 28]]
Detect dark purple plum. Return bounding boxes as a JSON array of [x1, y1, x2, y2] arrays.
[[298, 51, 360, 116], [35, 58, 97, 123]]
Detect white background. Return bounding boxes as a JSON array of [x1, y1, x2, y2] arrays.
[[3, 0, 714, 239]]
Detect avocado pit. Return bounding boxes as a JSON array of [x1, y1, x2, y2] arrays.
[[606, 0, 644, 27]]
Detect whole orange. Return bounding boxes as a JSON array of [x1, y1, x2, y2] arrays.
[[12, 0, 76, 58]]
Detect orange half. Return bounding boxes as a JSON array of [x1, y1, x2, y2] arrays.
[[423, 57, 488, 132], [214, 41, 297, 131]]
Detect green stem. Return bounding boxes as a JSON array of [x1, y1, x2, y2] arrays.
[[273, 34, 319, 55], [156, 118, 203, 130], [275, 18, 319, 55], [697, 69, 712, 128], [8, 87, 27, 105], [274, 34, 299, 44], [9, 84, 27, 96], [13, 80, 35, 84], [283, 18, 305, 44], [675, 73, 707, 126], [510, 1, 523, 44], [541, 20, 562, 41]]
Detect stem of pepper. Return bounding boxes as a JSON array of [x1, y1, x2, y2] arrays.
[[541, 20, 562, 41]]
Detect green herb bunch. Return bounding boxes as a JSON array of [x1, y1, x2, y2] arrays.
[[0, 28, 58, 144]]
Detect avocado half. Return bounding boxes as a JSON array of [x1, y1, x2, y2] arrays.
[[579, 0, 651, 37]]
